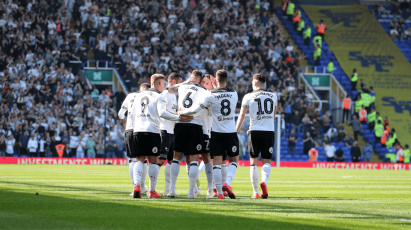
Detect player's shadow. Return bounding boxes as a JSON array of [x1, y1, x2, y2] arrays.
[[0, 188, 353, 230]]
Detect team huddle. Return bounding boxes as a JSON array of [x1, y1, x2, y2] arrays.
[[118, 70, 278, 199]]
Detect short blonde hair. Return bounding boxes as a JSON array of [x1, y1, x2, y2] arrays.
[[151, 74, 165, 85]]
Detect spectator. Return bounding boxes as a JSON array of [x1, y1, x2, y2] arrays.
[[96, 140, 105, 158], [314, 134, 324, 147], [69, 131, 79, 158], [324, 142, 336, 162], [0, 135, 6, 156], [396, 144, 405, 163], [27, 133, 38, 157], [344, 132, 355, 147], [318, 110, 332, 133], [336, 123, 346, 142], [335, 148, 345, 162], [378, 3, 388, 16], [105, 136, 117, 158], [326, 125, 338, 139], [287, 129, 298, 155], [391, 2, 402, 16], [5, 135, 15, 157], [362, 140, 373, 162], [290, 110, 302, 133], [86, 136, 96, 158], [348, 115, 362, 141], [116, 137, 125, 158], [38, 136, 47, 157], [303, 131, 313, 155], [391, 26, 400, 39], [351, 141, 361, 163]]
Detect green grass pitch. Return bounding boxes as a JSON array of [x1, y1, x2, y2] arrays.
[[1, 165, 411, 230]]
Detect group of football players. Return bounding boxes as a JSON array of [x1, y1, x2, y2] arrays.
[[118, 70, 277, 199]]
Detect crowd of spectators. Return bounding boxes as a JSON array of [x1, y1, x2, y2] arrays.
[[0, 0, 308, 158], [371, 1, 411, 39]]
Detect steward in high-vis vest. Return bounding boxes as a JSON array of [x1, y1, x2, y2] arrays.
[[282, 0, 289, 14], [309, 148, 318, 163], [314, 45, 321, 66], [386, 146, 396, 163], [404, 145, 410, 163], [396, 145, 405, 163], [303, 24, 311, 46], [354, 95, 363, 117], [317, 19, 326, 39], [374, 120, 384, 145], [297, 18, 305, 36], [367, 107, 376, 130], [351, 69, 358, 91], [56, 144, 65, 158], [313, 35, 322, 48], [286, 2, 295, 21], [386, 133, 395, 149], [381, 129, 389, 147], [327, 58, 334, 74], [293, 8, 301, 30], [361, 91, 372, 113], [359, 105, 367, 124], [342, 95, 351, 123]]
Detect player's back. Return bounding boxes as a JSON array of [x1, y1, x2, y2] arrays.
[[207, 87, 238, 133], [177, 82, 208, 126], [123, 92, 139, 131], [243, 89, 277, 132], [132, 88, 162, 134], [159, 90, 178, 134]]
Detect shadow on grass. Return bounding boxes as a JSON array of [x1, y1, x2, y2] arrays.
[[0, 188, 349, 230]]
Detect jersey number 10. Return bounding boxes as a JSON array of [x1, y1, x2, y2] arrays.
[[254, 98, 274, 115]]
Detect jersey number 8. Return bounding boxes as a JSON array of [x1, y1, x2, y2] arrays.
[[254, 98, 274, 115], [221, 99, 231, 116]]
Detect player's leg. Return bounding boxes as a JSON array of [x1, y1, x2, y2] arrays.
[[147, 135, 162, 198], [169, 151, 183, 197], [169, 124, 189, 198], [133, 155, 146, 199], [187, 154, 200, 198], [201, 152, 214, 198], [248, 131, 262, 198], [209, 132, 225, 199], [163, 135, 175, 196], [129, 158, 136, 186], [222, 133, 239, 199], [260, 131, 275, 199], [198, 160, 205, 175]]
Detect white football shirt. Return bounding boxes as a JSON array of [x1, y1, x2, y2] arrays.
[[241, 89, 278, 132], [131, 89, 162, 134], [159, 89, 178, 134], [117, 92, 139, 131], [176, 83, 209, 126], [199, 87, 238, 133]]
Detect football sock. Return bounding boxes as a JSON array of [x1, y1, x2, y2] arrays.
[[129, 159, 136, 186], [186, 164, 190, 177], [188, 161, 199, 194], [213, 165, 223, 195], [156, 163, 162, 177], [198, 161, 205, 175], [221, 163, 227, 184], [262, 163, 271, 185], [133, 160, 143, 187], [250, 164, 259, 194], [148, 163, 158, 192], [170, 159, 180, 191], [205, 162, 214, 190], [164, 163, 171, 191], [226, 162, 238, 186], [142, 160, 147, 188]]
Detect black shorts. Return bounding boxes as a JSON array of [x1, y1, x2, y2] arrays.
[[174, 123, 204, 155], [125, 130, 135, 157], [248, 131, 275, 159], [159, 130, 174, 162], [201, 134, 210, 154], [133, 132, 161, 157], [209, 132, 239, 158]]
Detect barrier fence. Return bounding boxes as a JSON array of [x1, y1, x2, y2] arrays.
[[1, 157, 409, 170]]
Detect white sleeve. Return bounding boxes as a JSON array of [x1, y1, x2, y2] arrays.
[[117, 96, 129, 119], [241, 94, 250, 108], [182, 94, 211, 116], [157, 94, 179, 121]]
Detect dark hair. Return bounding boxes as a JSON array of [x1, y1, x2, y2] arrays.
[[191, 70, 202, 80], [406, 144, 409, 148], [140, 83, 151, 90], [203, 74, 211, 80], [216, 70, 228, 84], [168, 72, 182, 83], [253, 73, 266, 84]]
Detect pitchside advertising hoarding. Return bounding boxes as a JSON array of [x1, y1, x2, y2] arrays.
[[1, 157, 410, 170], [302, 5, 411, 144]]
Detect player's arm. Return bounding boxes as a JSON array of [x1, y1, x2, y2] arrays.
[[168, 81, 188, 94], [179, 94, 211, 116], [236, 106, 248, 133], [157, 96, 193, 122], [118, 96, 129, 121]]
